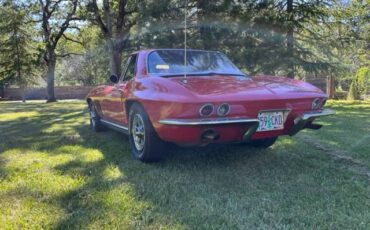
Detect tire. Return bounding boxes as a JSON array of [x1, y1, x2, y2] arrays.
[[128, 103, 165, 162], [88, 102, 105, 132], [248, 137, 278, 148]]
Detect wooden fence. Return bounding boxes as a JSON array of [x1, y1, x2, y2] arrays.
[[0, 77, 335, 101], [2, 86, 93, 100]]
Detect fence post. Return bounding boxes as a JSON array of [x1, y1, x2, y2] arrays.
[[326, 75, 335, 99]]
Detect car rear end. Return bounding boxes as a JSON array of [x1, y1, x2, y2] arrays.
[[142, 96, 334, 146]]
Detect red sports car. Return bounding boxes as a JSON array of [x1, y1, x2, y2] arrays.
[[86, 49, 335, 162]]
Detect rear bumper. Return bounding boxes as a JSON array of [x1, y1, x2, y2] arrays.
[[158, 117, 260, 145], [156, 109, 335, 145], [159, 117, 259, 126], [289, 109, 336, 136]]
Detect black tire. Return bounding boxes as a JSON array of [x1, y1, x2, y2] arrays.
[[248, 137, 278, 148], [128, 103, 165, 162], [88, 102, 105, 132]]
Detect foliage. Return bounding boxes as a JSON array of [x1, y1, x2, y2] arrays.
[[322, 0, 370, 91], [56, 26, 110, 86], [0, 0, 369, 100], [133, 0, 336, 77], [0, 0, 39, 87], [348, 67, 370, 100]]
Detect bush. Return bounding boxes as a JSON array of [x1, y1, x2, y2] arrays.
[[334, 91, 348, 100], [347, 67, 370, 100]]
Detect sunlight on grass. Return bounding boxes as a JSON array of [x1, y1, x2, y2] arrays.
[[56, 146, 104, 163], [0, 111, 39, 121], [102, 165, 123, 181]]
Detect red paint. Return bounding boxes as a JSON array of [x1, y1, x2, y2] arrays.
[[87, 49, 328, 145]]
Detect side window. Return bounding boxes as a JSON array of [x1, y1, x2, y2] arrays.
[[121, 55, 137, 82]]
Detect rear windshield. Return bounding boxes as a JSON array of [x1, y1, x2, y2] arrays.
[[148, 50, 244, 76]]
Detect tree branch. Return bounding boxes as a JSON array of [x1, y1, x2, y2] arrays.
[[62, 34, 83, 45], [52, 0, 78, 47], [91, 0, 109, 35], [56, 52, 83, 58], [116, 0, 127, 33]]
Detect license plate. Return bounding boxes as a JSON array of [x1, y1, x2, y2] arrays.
[[257, 111, 284, 132]]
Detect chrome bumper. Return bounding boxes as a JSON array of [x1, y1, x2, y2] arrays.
[[289, 109, 335, 136], [159, 117, 260, 126], [159, 117, 260, 142], [300, 109, 336, 120], [159, 108, 335, 142]]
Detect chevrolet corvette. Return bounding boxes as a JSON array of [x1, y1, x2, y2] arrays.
[[86, 49, 335, 162]]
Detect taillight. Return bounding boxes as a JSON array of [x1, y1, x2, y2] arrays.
[[217, 103, 230, 116], [199, 104, 214, 117]]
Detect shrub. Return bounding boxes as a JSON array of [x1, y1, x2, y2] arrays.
[[347, 67, 369, 100], [334, 91, 348, 100]]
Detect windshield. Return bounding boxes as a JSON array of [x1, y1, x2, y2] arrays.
[[148, 50, 245, 76]]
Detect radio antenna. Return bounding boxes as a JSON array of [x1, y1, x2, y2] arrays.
[[183, 0, 188, 83]]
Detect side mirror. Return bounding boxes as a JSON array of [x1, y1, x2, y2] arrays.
[[109, 74, 119, 83]]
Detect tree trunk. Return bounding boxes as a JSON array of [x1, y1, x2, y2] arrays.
[[21, 86, 26, 103], [109, 40, 122, 77], [0, 84, 4, 98], [286, 0, 294, 79], [46, 50, 57, 102]]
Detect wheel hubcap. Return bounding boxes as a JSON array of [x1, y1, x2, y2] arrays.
[[132, 114, 145, 151]]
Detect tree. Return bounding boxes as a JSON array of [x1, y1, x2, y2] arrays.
[[0, 0, 39, 101], [31, 0, 80, 102], [348, 67, 369, 100], [56, 26, 110, 86], [87, 0, 139, 77]]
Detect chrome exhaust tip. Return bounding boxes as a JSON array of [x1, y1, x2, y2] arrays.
[[201, 129, 220, 141]]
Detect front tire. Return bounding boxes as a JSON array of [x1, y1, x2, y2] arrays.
[[88, 102, 104, 132], [128, 103, 165, 162], [248, 137, 278, 148]]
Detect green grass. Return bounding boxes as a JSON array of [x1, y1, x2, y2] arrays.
[[0, 100, 369, 229]]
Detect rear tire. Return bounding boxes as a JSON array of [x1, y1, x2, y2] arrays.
[[88, 102, 105, 132], [128, 103, 165, 162], [248, 137, 278, 148]]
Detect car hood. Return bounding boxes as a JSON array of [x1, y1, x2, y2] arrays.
[[165, 75, 324, 100]]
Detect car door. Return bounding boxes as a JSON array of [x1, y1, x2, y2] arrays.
[[103, 54, 137, 125]]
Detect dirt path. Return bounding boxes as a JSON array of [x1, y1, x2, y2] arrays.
[[301, 135, 370, 181]]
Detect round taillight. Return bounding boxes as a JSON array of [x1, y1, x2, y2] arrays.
[[217, 103, 230, 116], [199, 104, 214, 117], [312, 98, 321, 110]]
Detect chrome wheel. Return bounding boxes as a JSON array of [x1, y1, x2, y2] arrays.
[[132, 113, 145, 151]]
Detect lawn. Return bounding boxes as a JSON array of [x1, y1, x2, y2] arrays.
[[0, 100, 369, 229]]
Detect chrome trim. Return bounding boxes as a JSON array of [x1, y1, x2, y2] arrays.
[[159, 117, 260, 126], [100, 119, 129, 130], [312, 98, 321, 110], [289, 109, 335, 136], [199, 104, 214, 117], [217, 103, 230, 117], [258, 108, 292, 112], [301, 109, 336, 121]]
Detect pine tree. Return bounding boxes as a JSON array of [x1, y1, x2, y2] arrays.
[[0, 0, 38, 101]]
